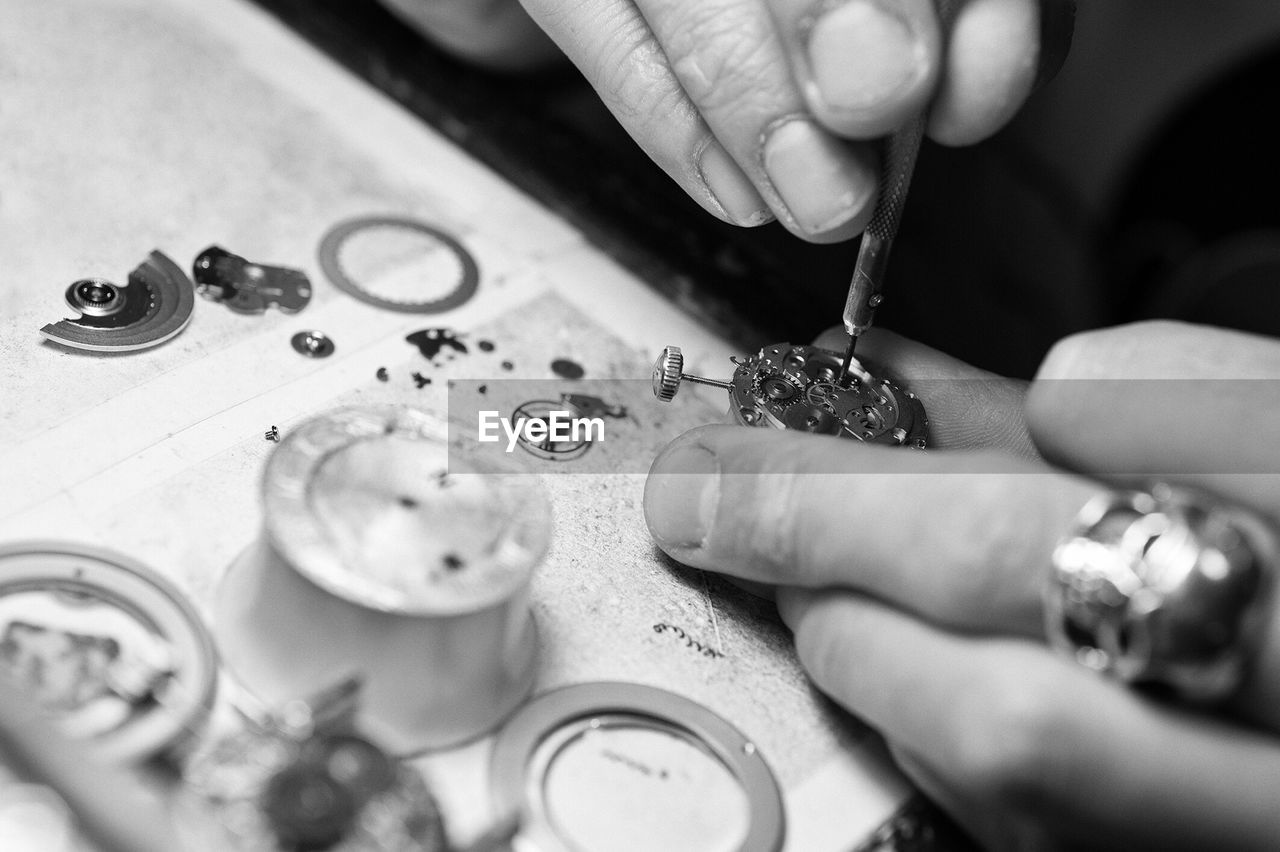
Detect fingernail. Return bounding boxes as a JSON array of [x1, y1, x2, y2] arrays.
[[644, 443, 720, 550], [698, 140, 773, 227], [806, 0, 926, 113], [763, 118, 876, 235]]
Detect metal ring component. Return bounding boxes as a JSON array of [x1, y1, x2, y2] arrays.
[[40, 251, 195, 352], [491, 682, 785, 852], [193, 245, 312, 314], [0, 541, 217, 764], [65, 278, 127, 318], [291, 330, 335, 358], [1047, 483, 1276, 701], [317, 216, 479, 314], [214, 406, 551, 752]]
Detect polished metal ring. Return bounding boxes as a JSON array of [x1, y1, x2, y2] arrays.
[[1046, 483, 1275, 701]]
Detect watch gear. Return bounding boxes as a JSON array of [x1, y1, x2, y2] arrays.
[[653, 341, 929, 448]]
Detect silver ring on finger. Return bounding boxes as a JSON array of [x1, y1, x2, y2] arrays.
[[1046, 482, 1276, 702]]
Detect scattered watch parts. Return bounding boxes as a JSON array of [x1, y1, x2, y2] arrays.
[[192, 245, 312, 314], [39, 251, 195, 352], [317, 215, 479, 314], [491, 682, 785, 852], [654, 342, 929, 447], [291, 330, 335, 358], [0, 541, 217, 765], [381, 329, 514, 385], [406, 328, 467, 363], [183, 680, 447, 851]]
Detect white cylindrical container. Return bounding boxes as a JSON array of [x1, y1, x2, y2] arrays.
[[214, 406, 550, 753]]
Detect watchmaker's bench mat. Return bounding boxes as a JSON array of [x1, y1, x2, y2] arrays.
[[0, 1, 911, 848]]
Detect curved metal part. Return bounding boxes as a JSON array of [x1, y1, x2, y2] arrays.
[[40, 251, 195, 352], [193, 245, 312, 314], [491, 682, 786, 852], [317, 215, 479, 314], [0, 540, 218, 764]]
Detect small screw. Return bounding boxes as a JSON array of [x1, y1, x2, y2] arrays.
[[291, 330, 335, 358], [265, 426, 280, 442]]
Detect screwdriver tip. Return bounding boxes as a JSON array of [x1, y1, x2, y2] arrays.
[[838, 334, 858, 385]]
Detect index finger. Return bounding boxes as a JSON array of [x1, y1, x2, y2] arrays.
[[1026, 321, 1280, 517], [812, 326, 1037, 456]]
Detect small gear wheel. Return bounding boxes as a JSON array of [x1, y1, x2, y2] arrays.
[[756, 374, 802, 406], [652, 345, 684, 401], [804, 380, 841, 407]]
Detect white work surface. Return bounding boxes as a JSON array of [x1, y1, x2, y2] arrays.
[[0, 0, 912, 848]]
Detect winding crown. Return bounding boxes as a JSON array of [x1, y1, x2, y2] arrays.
[[652, 345, 684, 402]]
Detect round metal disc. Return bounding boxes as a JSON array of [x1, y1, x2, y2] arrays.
[[491, 682, 785, 852], [66, 278, 127, 318], [262, 406, 550, 616], [0, 541, 217, 763], [317, 216, 480, 314]]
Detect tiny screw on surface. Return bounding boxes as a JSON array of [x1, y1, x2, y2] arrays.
[[265, 426, 280, 442], [291, 330, 335, 358]]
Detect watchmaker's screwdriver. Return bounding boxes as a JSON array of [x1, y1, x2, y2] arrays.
[[838, 0, 957, 384]]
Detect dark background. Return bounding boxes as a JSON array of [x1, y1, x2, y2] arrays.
[[247, 0, 1280, 379]]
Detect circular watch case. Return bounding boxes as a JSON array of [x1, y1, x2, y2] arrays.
[[491, 682, 785, 852], [262, 405, 551, 615], [0, 541, 217, 763], [730, 343, 928, 447]]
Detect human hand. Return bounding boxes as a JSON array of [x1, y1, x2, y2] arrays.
[[517, 0, 1073, 240], [378, 0, 1073, 241], [643, 322, 1280, 850], [376, 0, 561, 70]]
